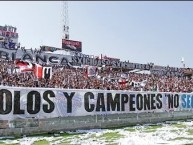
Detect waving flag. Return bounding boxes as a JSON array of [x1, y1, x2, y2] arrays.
[[15, 60, 34, 72], [85, 66, 98, 77], [118, 78, 128, 85], [130, 80, 147, 88], [34, 64, 43, 79], [34, 65, 52, 79], [15, 59, 52, 79]]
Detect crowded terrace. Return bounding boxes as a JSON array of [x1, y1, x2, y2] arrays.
[[0, 58, 193, 93]]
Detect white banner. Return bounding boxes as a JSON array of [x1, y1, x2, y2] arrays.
[[0, 86, 192, 121], [87, 66, 97, 77]]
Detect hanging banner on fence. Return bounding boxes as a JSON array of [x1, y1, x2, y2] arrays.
[[0, 48, 152, 69], [0, 86, 193, 121], [150, 65, 184, 77], [0, 49, 72, 66]]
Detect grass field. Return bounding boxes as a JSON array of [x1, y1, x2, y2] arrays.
[[1, 121, 193, 145]]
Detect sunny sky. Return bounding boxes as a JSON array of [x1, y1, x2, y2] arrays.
[[1, 1, 193, 68]]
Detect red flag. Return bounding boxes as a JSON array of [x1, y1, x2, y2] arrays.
[[34, 64, 43, 79], [15, 60, 34, 72], [118, 78, 128, 85]]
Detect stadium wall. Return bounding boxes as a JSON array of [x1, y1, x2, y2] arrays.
[[0, 86, 193, 136]]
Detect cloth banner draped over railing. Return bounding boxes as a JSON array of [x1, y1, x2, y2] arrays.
[[0, 86, 192, 121]]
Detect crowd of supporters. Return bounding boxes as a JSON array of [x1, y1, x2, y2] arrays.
[[0, 59, 193, 93]]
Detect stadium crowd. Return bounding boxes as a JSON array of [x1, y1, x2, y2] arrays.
[[0, 58, 193, 93]]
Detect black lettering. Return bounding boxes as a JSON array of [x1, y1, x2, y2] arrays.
[[71, 56, 77, 64], [93, 58, 98, 66], [156, 93, 162, 109], [27, 91, 41, 114], [43, 90, 55, 113], [85, 57, 89, 65], [111, 61, 116, 67], [60, 57, 69, 65], [130, 94, 135, 111], [0, 89, 12, 114], [107, 93, 120, 111], [63, 92, 75, 113], [144, 94, 151, 110], [174, 94, 179, 108], [145, 64, 150, 70], [121, 94, 129, 111], [22, 53, 33, 61], [49, 56, 59, 64], [168, 94, 173, 109], [12, 52, 16, 61], [101, 59, 106, 66], [77, 57, 83, 64], [125, 62, 129, 69], [84, 92, 95, 112], [116, 61, 121, 68], [96, 93, 105, 112], [97, 59, 102, 66], [151, 94, 156, 110], [120, 62, 126, 68], [13, 91, 24, 114], [136, 94, 143, 111], [88, 58, 93, 66], [83, 57, 86, 64], [36, 54, 47, 63], [105, 60, 110, 66], [0, 51, 9, 60]]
